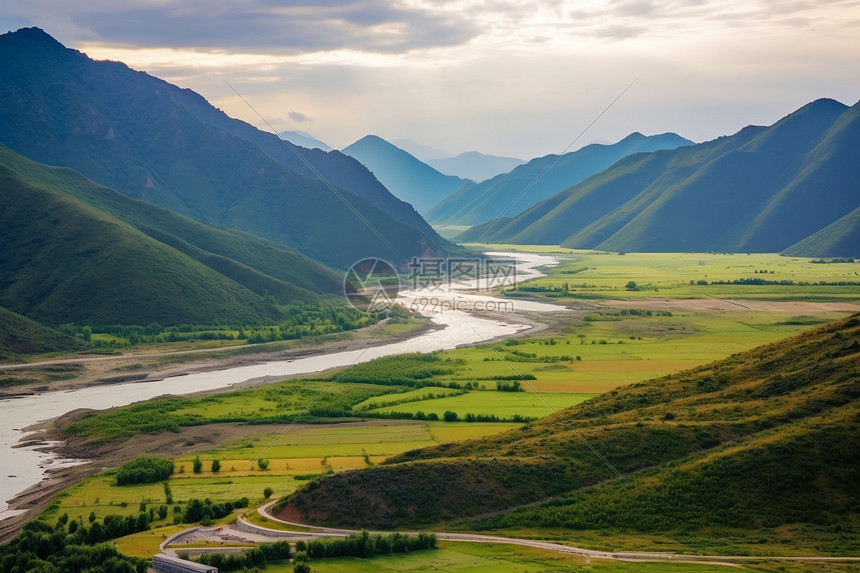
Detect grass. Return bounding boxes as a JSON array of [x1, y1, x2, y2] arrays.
[[265, 541, 745, 572], [369, 391, 596, 419], [486, 250, 860, 302]]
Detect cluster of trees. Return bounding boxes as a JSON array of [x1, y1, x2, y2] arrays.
[[496, 380, 524, 392], [115, 456, 174, 485], [0, 521, 146, 573], [301, 530, 436, 559], [693, 278, 860, 286], [185, 540, 292, 572], [182, 497, 249, 525], [55, 303, 382, 347], [335, 352, 466, 387], [619, 308, 672, 317]]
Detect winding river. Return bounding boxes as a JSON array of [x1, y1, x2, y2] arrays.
[[0, 252, 564, 517]]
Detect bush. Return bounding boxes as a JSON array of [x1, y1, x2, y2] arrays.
[[116, 456, 174, 485]]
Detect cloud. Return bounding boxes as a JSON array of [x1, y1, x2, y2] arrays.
[[61, 0, 478, 53], [288, 110, 311, 122]]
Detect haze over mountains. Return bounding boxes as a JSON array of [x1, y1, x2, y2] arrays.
[[0, 27, 450, 269], [428, 132, 693, 226], [342, 135, 470, 214], [459, 99, 860, 257], [277, 130, 332, 152], [426, 151, 525, 182]]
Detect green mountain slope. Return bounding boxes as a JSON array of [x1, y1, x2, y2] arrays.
[[0, 149, 294, 326], [343, 135, 470, 214], [783, 206, 860, 257], [0, 306, 85, 358], [0, 28, 449, 268], [429, 132, 692, 227], [278, 315, 859, 540], [460, 99, 860, 257], [0, 145, 342, 302]]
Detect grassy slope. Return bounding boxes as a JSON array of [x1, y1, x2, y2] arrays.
[[0, 144, 340, 302], [0, 157, 284, 326], [458, 100, 860, 257], [0, 28, 450, 269], [278, 315, 859, 543], [0, 306, 84, 357], [429, 132, 692, 227]]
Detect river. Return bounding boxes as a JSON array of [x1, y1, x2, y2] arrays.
[[0, 252, 564, 517]]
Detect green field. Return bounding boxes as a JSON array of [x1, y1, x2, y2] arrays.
[[369, 391, 595, 419], [261, 541, 761, 572], [485, 249, 860, 301]]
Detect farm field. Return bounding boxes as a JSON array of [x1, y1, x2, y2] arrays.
[[42, 421, 520, 529], [471, 248, 860, 302]]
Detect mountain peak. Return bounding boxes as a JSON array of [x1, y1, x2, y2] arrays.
[[2, 27, 64, 49]]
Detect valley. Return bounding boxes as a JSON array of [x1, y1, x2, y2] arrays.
[[0, 20, 858, 573]]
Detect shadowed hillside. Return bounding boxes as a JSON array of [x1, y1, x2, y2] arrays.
[[278, 315, 859, 543], [0, 27, 450, 268]]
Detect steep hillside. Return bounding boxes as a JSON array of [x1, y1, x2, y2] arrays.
[[0, 27, 449, 268], [427, 151, 525, 182], [0, 149, 292, 326], [460, 99, 860, 257], [343, 135, 469, 214], [0, 307, 85, 358], [278, 315, 859, 541], [0, 145, 342, 302], [429, 132, 692, 227]]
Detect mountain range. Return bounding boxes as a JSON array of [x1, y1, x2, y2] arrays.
[[279, 314, 859, 538], [458, 99, 860, 257], [0, 144, 343, 326], [277, 130, 332, 151], [426, 151, 525, 182], [0, 27, 450, 269], [427, 132, 693, 226], [342, 135, 470, 214]]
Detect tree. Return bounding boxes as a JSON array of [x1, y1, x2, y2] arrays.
[[192, 456, 203, 474], [88, 511, 96, 524], [443, 410, 458, 422], [263, 487, 274, 499], [625, 281, 639, 291], [81, 325, 92, 342], [257, 458, 269, 470], [211, 459, 221, 473]]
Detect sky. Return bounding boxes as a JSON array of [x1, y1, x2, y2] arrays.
[[3, 1, 860, 159]]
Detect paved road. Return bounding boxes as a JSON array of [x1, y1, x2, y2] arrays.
[[250, 502, 860, 566]]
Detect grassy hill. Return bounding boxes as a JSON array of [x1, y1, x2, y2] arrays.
[[278, 315, 859, 548], [343, 135, 470, 215], [0, 306, 84, 358], [458, 99, 860, 257], [0, 28, 450, 268], [430, 132, 692, 227], [0, 146, 309, 326]]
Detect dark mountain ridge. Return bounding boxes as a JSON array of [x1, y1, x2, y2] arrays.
[[0, 27, 449, 269]]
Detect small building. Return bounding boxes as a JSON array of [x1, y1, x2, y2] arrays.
[[152, 553, 217, 573]]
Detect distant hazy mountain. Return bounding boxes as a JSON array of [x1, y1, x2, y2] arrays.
[[458, 99, 860, 258], [390, 139, 450, 162], [0, 28, 449, 269], [427, 151, 525, 182], [427, 132, 693, 226], [277, 130, 332, 151], [343, 135, 470, 214]]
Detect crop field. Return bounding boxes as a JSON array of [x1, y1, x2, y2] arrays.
[[368, 390, 596, 419], [42, 421, 520, 532], [478, 248, 860, 302]]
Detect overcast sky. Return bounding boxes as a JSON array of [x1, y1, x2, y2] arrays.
[[4, 1, 860, 158]]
